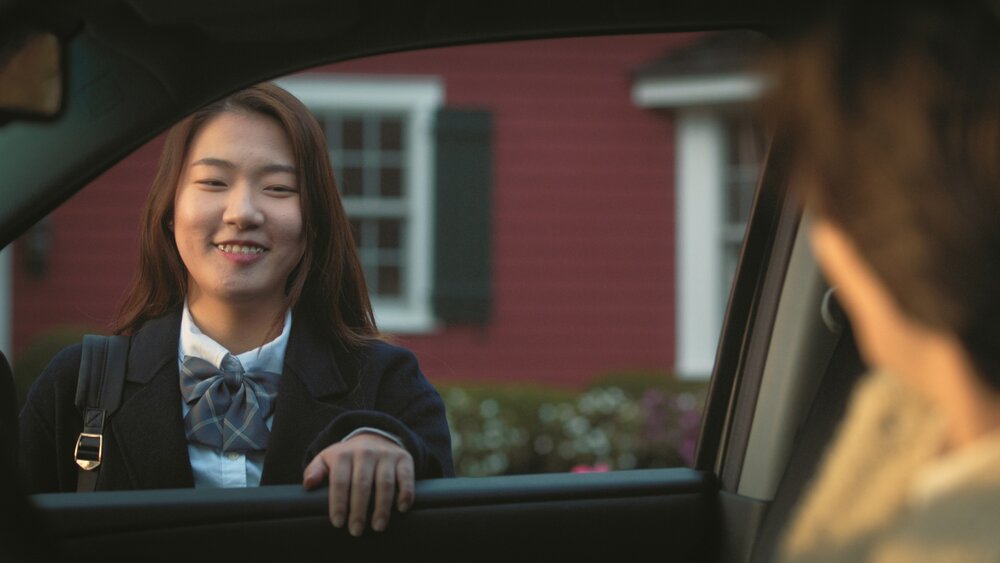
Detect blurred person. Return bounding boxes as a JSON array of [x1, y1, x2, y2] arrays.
[[19, 83, 454, 536], [763, 1, 1000, 561]]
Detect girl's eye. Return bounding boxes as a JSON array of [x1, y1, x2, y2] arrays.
[[195, 179, 226, 188], [265, 185, 298, 194]]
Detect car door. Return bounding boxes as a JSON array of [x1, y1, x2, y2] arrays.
[[1, 2, 842, 562]]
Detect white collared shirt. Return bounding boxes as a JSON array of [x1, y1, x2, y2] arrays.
[[178, 304, 291, 488]]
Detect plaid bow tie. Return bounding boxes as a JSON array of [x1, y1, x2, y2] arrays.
[[179, 355, 280, 453]]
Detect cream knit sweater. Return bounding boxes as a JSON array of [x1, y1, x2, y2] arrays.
[[779, 370, 1000, 563]]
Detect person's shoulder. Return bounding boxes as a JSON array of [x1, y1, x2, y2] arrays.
[[22, 343, 83, 406], [37, 343, 83, 382], [352, 340, 440, 402], [360, 338, 419, 365], [349, 339, 428, 383]]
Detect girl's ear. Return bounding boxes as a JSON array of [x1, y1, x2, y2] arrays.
[[167, 218, 174, 231]]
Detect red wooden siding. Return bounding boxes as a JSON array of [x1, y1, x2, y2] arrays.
[[13, 34, 693, 388], [13, 138, 161, 349]]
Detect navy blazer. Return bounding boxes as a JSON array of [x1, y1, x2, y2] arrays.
[[18, 309, 454, 493]]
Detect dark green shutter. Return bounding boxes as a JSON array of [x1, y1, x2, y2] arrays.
[[433, 108, 493, 324]]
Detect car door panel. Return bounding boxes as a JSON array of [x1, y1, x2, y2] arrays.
[[35, 468, 717, 561]]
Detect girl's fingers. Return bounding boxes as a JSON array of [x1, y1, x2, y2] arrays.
[[370, 458, 397, 532], [305, 434, 414, 535], [302, 455, 329, 490], [327, 452, 353, 529], [347, 446, 376, 536], [395, 456, 415, 512]]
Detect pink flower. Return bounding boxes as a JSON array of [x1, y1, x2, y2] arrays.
[[571, 463, 610, 473]]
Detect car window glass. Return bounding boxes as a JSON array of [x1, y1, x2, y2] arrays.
[[7, 30, 768, 478]]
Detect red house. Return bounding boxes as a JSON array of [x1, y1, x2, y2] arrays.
[[3, 31, 764, 388]]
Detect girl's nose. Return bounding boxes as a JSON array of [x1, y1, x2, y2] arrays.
[[222, 184, 264, 230]]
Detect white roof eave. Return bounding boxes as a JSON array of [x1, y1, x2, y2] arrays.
[[631, 73, 767, 108]]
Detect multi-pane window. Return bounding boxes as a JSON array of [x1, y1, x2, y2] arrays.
[[321, 113, 408, 302], [278, 76, 443, 332], [633, 69, 766, 379]]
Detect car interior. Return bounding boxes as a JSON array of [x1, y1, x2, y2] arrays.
[[0, 1, 871, 561]]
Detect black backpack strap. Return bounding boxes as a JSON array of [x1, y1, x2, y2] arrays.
[[73, 335, 129, 493]]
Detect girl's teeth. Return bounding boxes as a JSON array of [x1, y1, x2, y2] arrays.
[[218, 244, 264, 254]]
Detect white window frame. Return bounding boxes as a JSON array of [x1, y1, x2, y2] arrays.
[[278, 75, 444, 333], [632, 73, 764, 379]]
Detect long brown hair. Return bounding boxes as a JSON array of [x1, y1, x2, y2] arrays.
[[115, 83, 380, 348], [763, 0, 1000, 389]]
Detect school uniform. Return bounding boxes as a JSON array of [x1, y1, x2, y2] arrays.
[[18, 307, 454, 493]]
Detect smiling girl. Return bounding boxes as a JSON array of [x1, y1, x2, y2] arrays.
[[19, 83, 454, 536]]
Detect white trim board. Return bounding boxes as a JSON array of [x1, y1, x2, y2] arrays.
[[632, 74, 765, 108], [675, 110, 726, 379], [278, 75, 444, 334]]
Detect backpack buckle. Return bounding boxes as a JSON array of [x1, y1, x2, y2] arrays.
[[74, 432, 102, 470]]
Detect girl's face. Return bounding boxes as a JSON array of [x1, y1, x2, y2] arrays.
[[172, 111, 305, 312]]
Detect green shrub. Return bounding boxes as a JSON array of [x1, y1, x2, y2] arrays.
[[437, 372, 708, 477]]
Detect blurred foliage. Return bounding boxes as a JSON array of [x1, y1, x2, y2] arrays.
[[12, 325, 92, 408], [437, 371, 708, 477]]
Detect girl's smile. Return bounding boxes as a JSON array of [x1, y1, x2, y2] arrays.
[[215, 240, 269, 263]]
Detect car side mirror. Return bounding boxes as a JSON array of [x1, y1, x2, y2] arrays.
[[0, 27, 64, 121]]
